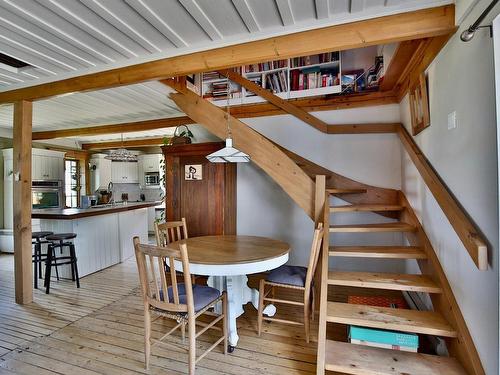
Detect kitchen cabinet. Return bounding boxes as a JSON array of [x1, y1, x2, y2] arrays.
[[2, 148, 65, 231], [89, 155, 112, 191], [32, 155, 64, 181], [111, 161, 139, 183], [140, 154, 161, 172]]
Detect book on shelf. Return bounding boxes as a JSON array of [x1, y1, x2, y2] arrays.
[[245, 76, 263, 97], [290, 51, 340, 68], [245, 59, 287, 73], [263, 70, 287, 93], [290, 67, 339, 91]]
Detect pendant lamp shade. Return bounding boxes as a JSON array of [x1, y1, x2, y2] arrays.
[[104, 134, 138, 162], [206, 138, 250, 163]]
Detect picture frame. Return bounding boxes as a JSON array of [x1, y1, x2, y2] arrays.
[[409, 72, 430, 136]]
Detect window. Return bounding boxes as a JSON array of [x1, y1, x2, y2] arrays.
[[65, 159, 81, 208]]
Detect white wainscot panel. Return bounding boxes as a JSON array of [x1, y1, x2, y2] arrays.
[[118, 208, 148, 261]]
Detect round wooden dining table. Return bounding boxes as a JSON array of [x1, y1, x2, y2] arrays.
[[170, 235, 290, 349]]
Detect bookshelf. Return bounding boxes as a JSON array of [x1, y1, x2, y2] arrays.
[[197, 51, 344, 106]]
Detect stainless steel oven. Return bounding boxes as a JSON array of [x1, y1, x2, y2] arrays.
[[144, 172, 160, 186], [32, 180, 63, 209]]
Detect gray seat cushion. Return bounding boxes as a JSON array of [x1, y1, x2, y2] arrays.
[[267, 265, 307, 287], [162, 284, 220, 312]]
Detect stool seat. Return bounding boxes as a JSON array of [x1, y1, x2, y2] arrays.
[[32, 231, 54, 240], [46, 233, 77, 241]]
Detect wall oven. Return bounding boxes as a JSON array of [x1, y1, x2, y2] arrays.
[[144, 172, 160, 186], [32, 180, 63, 209]]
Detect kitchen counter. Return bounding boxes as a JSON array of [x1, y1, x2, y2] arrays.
[[32, 201, 163, 220], [32, 201, 162, 278]]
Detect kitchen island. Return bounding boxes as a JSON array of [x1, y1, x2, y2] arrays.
[[32, 201, 161, 277]]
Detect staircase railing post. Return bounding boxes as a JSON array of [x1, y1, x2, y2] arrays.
[[314, 175, 328, 374]]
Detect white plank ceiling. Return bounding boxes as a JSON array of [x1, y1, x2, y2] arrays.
[[0, 0, 452, 142]]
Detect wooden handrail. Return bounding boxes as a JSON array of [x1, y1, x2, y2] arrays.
[[397, 124, 488, 270]]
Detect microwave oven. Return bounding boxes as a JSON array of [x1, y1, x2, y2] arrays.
[[145, 172, 160, 186]]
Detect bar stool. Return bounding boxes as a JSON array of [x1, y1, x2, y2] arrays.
[[44, 233, 80, 294], [32, 231, 54, 289]]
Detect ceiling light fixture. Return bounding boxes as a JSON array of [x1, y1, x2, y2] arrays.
[[206, 76, 250, 163], [105, 134, 138, 162]]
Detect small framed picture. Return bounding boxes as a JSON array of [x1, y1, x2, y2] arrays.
[[409, 73, 430, 136], [185, 164, 202, 180]]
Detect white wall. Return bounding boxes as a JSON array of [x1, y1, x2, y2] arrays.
[[399, 1, 499, 373], [236, 104, 405, 271]]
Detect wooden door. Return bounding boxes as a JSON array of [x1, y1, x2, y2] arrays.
[[163, 142, 236, 237]]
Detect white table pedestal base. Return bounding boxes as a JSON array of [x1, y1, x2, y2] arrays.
[[207, 275, 276, 347]]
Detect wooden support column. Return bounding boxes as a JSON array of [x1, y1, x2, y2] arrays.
[[13, 100, 33, 304]]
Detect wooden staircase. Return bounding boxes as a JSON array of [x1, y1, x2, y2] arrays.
[[167, 84, 484, 375], [316, 186, 476, 375]]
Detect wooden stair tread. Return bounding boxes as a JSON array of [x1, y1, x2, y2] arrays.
[[325, 340, 467, 375], [330, 222, 416, 233], [327, 302, 457, 337], [328, 271, 442, 293], [330, 204, 403, 212], [327, 188, 367, 194], [329, 246, 426, 259]]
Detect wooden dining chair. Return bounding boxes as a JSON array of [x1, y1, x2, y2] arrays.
[[133, 237, 227, 374], [155, 218, 197, 283], [154, 218, 188, 246], [257, 223, 324, 343]]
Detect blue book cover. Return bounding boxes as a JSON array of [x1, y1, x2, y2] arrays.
[[349, 326, 419, 348]]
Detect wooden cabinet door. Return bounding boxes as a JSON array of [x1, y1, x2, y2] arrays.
[[164, 143, 236, 238], [128, 163, 139, 183], [179, 155, 221, 237]]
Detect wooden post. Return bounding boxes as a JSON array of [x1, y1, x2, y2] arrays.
[[13, 100, 33, 304], [313, 175, 326, 316]]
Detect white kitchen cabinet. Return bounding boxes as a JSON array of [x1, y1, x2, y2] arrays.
[[111, 161, 139, 183], [2, 148, 65, 231], [140, 154, 161, 172], [32, 155, 64, 181], [90, 154, 112, 191]]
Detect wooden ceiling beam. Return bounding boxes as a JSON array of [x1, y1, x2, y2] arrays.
[[32, 90, 397, 139], [81, 137, 166, 150], [379, 39, 426, 92], [0, 5, 455, 104], [32, 117, 192, 140], [396, 33, 455, 99]]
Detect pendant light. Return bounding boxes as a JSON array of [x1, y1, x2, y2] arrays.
[[105, 134, 138, 162], [206, 78, 250, 163]]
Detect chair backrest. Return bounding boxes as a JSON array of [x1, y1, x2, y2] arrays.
[[155, 218, 188, 246], [133, 236, 195, 316], [304, 223, 324, 292]]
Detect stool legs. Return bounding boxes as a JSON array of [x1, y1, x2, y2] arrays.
[[33, 242, 40, 289], [44, 241, 80, 293], [69, 244, 80, 288], [44, 245, 53, 294]]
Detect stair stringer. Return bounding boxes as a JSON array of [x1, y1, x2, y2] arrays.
[[399, 191, 485, 375], [279, 146, 401, 218]]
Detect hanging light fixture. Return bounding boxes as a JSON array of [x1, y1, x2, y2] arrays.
[[105, 134, 138, 162], [206, 77, 250, 163]]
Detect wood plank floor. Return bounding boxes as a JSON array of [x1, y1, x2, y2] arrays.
[[0, 253, 400, 374]]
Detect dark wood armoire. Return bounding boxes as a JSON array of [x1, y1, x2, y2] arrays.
[[162, 142, 236, 237]]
